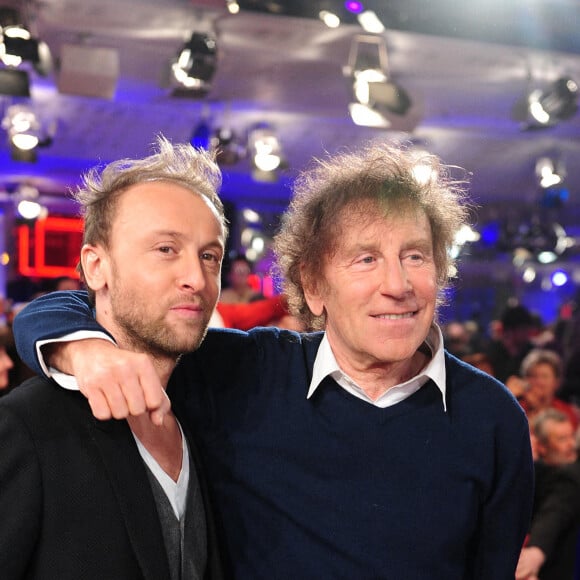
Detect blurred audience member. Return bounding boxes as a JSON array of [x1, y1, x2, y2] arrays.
[[51, 276, 82, 292], [516, 410, 580, 580], [485, 304, 535, 395], [558, 302, 580, 407], [220, 254, 264, 304], [442, 321, 472, 358], [532, 409, 578, 466], [0, 325, 15, 395], [521, 350, 579, 430], [461, 352, 495, 377], [530, 312, 560, 352]]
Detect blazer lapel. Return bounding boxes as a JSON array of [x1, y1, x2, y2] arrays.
[[91, 418, 172, 580]]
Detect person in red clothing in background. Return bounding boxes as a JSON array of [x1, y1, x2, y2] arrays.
[[210, 294, 294, 330]]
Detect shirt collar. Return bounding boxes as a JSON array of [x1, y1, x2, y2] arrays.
[[307, 324, 447, 411]]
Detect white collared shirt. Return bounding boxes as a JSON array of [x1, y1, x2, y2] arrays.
[[133, 422, 190, 520], [308, 324, 447, 411]]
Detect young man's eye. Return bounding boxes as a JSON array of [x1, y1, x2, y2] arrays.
[[202, 252, 220, 263]]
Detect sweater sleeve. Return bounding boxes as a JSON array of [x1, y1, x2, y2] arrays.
[[473, 405, 535, 578], [13, 290, 110, 378]]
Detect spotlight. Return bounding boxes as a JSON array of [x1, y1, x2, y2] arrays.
[[171, 32, 218, 97], [2, 104, 40, 149], [344, 35, 414, 128], [357, 11, 385, 34], [496, 216, 572, 263], [190, 109, 245, 165], [211, 126, 245, 166], [527, 77, 578, 127], [226, 0, 240, 14], [2, 104, 55, 161], [551, 269, 569, 287], [522, 266, 536, 283], [0, 12, 51, 76], [17, 199, 43, 219], [535, 157, 565, 189], [248, 126, 284, 179], [1, 26, 40, 66], [319, 10, 341, 28], [14, 185, 47, 220]]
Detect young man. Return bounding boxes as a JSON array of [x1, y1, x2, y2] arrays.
[[14, 143, 534, 578], [1, 137, 226, 579]]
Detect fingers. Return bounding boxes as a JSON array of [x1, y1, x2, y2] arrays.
[[84, 388, 116, 421], [74, 348, 169, 422], [150, 392, 171, 426]]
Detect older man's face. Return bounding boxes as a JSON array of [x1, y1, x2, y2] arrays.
[[538, 419, 578, 466], [305, 208, 438, 377]]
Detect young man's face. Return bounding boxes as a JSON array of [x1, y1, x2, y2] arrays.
[[94, 181, 225, 358], [305, 208, 438, 377]]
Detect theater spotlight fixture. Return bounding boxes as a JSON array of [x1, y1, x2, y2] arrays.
[[1, 104, 54, 161], [0, 6, 52, 77], [535, 157, 565, 189], [14, 184, 46, 220], [344, 35, 413, 128], [0, 8, 51, 95], [171, 32, 218, 97], [248, 125, 285, 182], [527, 77, 579, 127]]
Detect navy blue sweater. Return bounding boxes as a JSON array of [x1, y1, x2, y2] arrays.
[[171, 327, 533, 579], [14, 292, 534, 579]]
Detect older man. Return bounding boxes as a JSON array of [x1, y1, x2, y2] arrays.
[[14, 143, 533, 579]]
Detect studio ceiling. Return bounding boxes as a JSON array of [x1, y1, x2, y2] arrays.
[[1, 0, 580, 230]]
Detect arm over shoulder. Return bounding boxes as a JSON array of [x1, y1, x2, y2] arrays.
[[13, 290, 111, 377]]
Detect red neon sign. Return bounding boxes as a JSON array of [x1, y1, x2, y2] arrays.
[[17, 216, 83, 278]]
